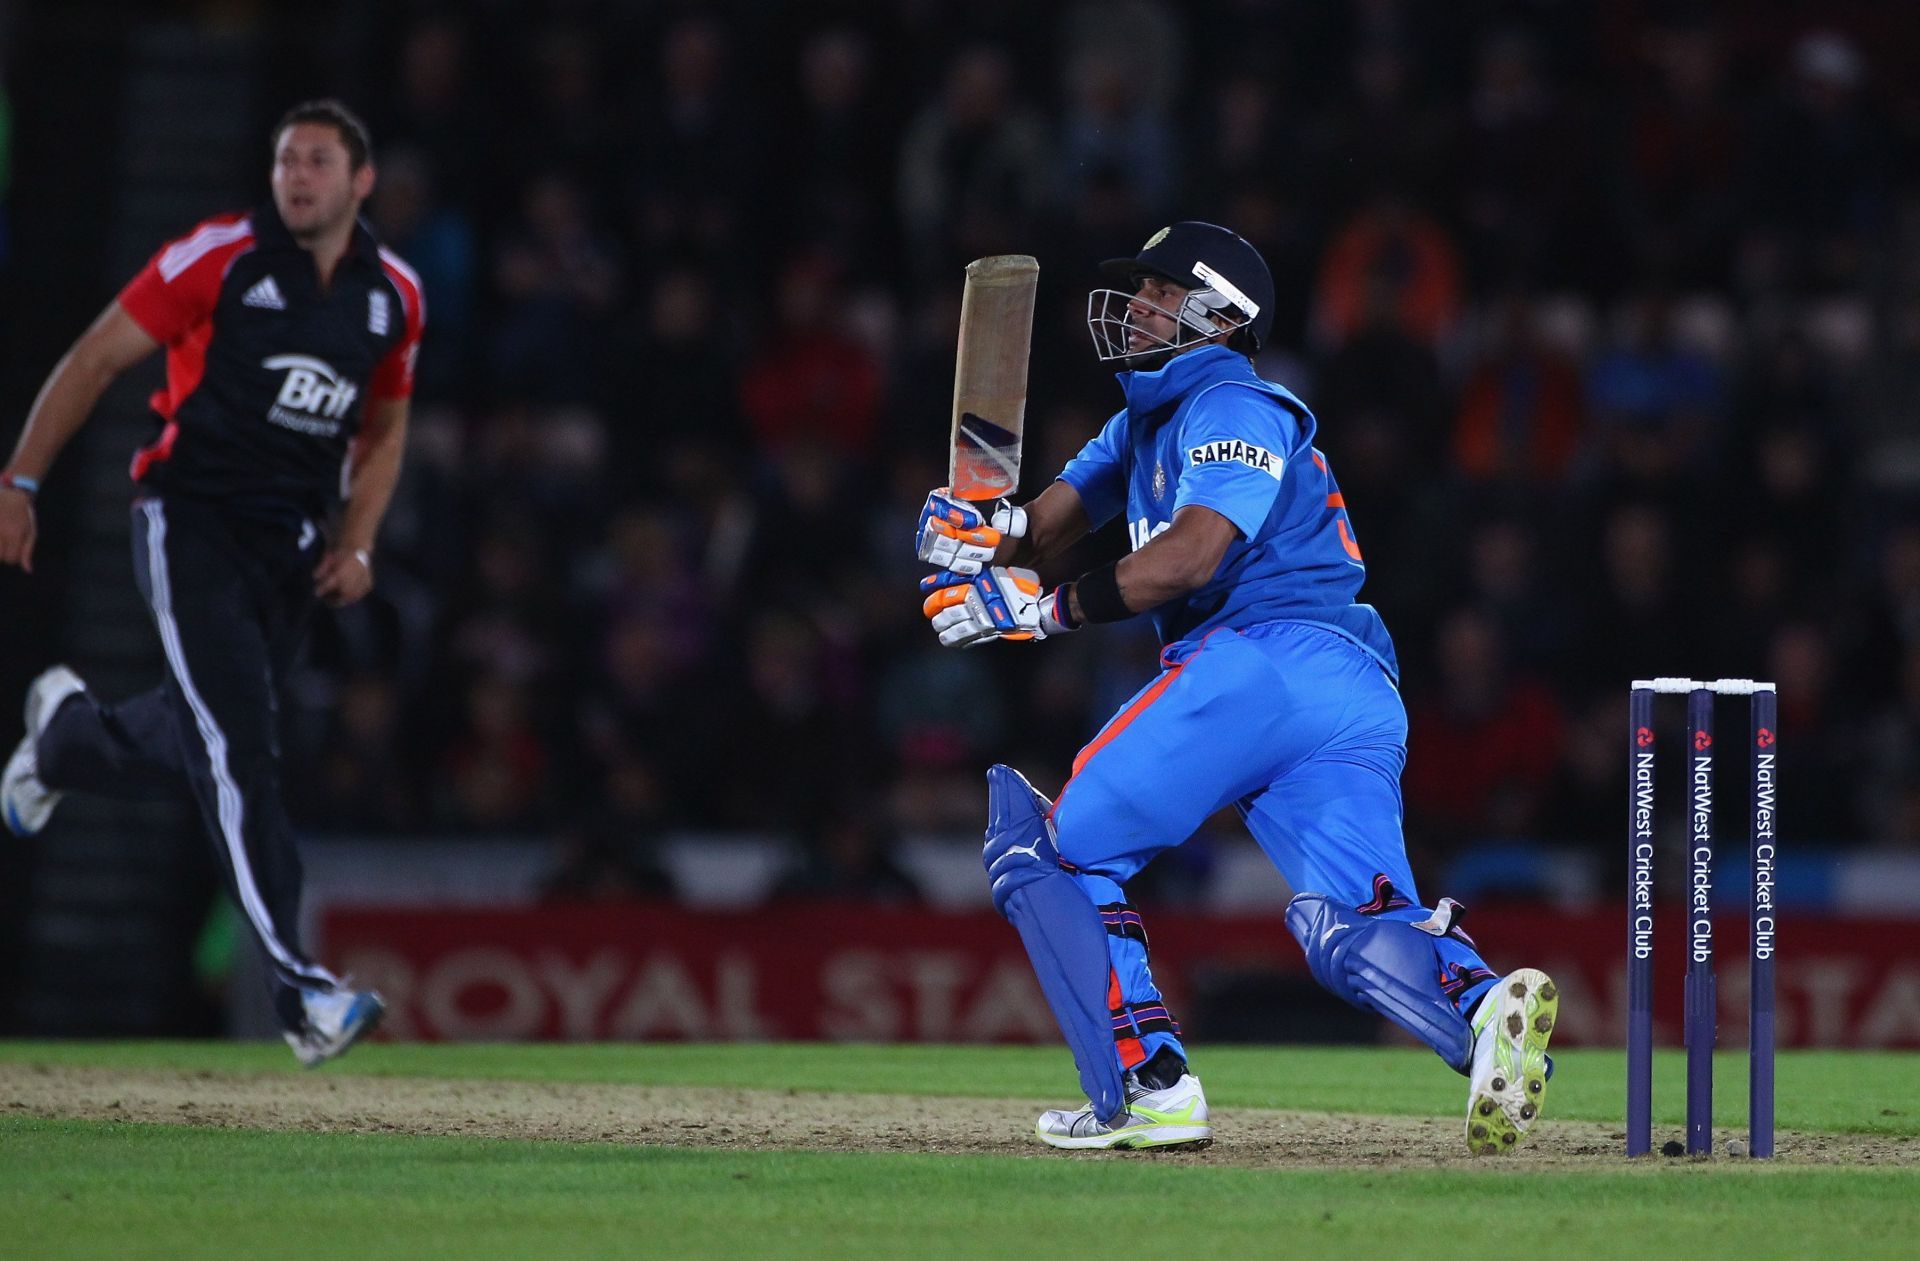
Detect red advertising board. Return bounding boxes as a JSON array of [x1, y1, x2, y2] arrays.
[[319, 902, 1920, 1047]]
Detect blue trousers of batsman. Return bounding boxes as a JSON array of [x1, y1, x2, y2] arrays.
[[991, 621, 1498, 1105]]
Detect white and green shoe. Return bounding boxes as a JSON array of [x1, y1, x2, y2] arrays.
[[1465, 967, 1558, 1156], [1036, 1072, 1211, 1150]]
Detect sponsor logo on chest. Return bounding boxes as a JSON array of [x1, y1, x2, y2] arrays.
[[263, 354, 357, 436], [1188, 438, 1283, 480], [368, 289, 391, 336], [241, 275, 286, 310]]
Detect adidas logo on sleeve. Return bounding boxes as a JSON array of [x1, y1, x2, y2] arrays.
[[241, 275, 286, 310]]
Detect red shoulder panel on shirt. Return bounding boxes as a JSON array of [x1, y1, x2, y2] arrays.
[[371, 246, 427, 400], [117, 212, 257, 344]]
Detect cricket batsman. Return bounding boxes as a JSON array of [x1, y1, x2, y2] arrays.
[[915, 222, 1557, 1154]]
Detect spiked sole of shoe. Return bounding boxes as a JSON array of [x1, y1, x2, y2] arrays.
[[1466, 968, 1559, 1157]]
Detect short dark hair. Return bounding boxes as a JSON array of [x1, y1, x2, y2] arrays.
[[273, 98, 373, 171]]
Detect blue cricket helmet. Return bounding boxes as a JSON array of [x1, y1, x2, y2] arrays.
[[1100, 221, 1276, 351]]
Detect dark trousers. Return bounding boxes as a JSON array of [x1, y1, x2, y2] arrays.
[[37, 497, 337, 1031]]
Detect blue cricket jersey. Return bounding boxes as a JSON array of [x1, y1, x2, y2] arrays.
[[1057, 344, 1400, 681]]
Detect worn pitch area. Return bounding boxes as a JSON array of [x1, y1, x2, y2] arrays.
[[4, 1064, 1911, 1167]]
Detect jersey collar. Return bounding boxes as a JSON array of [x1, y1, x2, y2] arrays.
[[252, 202, 384, 265], [1117, 343, 1249, 415]]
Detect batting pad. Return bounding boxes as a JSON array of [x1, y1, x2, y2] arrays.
[[1286, 892, 1472, 1072], [984, 765, 1126, 1124]]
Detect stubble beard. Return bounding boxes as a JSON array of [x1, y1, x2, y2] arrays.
[[281, 189, 357, 247], [1119, 319, 1177, 371], [1121, 346, 1178, 371]]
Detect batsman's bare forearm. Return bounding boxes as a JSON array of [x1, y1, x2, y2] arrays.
[[336, 397, 409, 554], [995, 479, 1092, 568], [6, 301, 159, 479], [1065, 504, 1238, 623]]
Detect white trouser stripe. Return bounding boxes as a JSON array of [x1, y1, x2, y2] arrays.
[[142, 501, 334, 988]]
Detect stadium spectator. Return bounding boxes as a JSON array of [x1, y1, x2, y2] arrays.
[[1583, 290, 1724, 489], [510, 24, 612, 196], [488, 172, 622, 400], [1569, 502, 1698, 693], [1451, 291, 1586, 485], [541, 744, 678, 901], [1457, 516, 1571, 677], [379, 16, 484, 208], [1317, 271, 1449, 461], [897, 45, 1051, 282], [367, 146, 476, 400], [723, 611, 870, 833], [1309, 40, 1454, 211], [1857, 642, 1920, 843], [1767, 620, 1863, 841], [1616, 17, 1744, 285], [1846, 297, 1920, 491], [738, 254, 884, 460], [1744, 31, 1891, 289], [1057, 53, 1177, 218], [1405, 606, 1567, 861], [774, 810, 922, 904], [775, 28, 899, 271], [1312, 194, 1464, 350], [599, 262, 746, 492], [1455, 28, 1586, 283], [305, 672, 418, 832], [439, 671, 550, 831], [1847, 522, 1920, 710], [624, 13, 756, 272]]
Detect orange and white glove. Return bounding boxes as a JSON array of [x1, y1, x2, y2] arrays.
[[920, 565, 1076, 648], [915, 488, 1027, 576]]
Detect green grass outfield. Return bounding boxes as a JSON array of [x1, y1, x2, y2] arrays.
[[3, 1042, 1918, 1259]]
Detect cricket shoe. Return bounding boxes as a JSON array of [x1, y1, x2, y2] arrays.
[[1465, 967, 1558, 1156], [284, 987, 386, 1068], [2, 665, 87, 838], [1036, 1072, 1211, 1150]]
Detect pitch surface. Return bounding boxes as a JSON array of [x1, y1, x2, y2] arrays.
[[6, 1062, 1915, 1167]]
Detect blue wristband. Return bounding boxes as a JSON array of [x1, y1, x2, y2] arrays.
[[0, 473, 40, 497], [1050, 582, 1082, 631]]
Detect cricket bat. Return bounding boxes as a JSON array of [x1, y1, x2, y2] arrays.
[[949, 254, 1039, 502]]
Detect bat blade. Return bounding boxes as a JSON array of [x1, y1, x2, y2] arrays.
[[950, 254, 1038, 502]]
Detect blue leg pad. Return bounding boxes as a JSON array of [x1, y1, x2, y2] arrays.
[[984, 764, 1125, 1124], [1285, 892, 1472, 1072]]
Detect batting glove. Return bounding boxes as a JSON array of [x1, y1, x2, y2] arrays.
[[916, 487, 1027, 576], [920, 566, 1075, 648]]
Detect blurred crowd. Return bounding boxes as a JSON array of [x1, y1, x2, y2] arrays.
[[274, 1, 1920, 898]]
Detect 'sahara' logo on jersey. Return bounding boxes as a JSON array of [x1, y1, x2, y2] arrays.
[[263, 354, 357, 437], [1188, 438, 1283, 481]]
